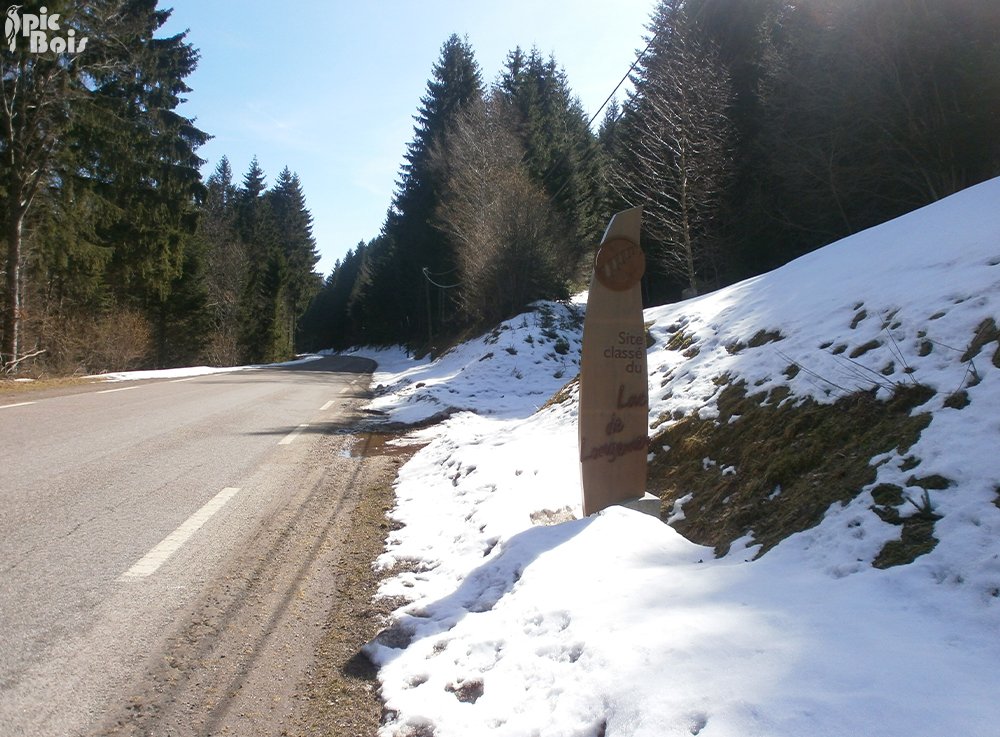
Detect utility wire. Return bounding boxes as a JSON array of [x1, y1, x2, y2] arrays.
[[587, 32, 658, 129], [422, 267, 461, 289], [546, 31, 659, 205], [422, 266, 459, 277]]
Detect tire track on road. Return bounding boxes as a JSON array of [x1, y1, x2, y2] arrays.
[[98, 433, 375, 736]]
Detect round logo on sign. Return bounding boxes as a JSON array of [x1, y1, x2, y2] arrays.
[[594, 238, 645, 291]]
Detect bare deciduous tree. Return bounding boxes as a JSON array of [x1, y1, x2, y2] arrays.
[[612, 0, 735, 296], [431, 94, 570, 326]]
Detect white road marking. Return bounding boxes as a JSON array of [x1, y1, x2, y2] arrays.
[[0, 401, 36, 410], [97, 385, 139, 394], [320, 400, 335, 411], [120, 487, 241, 579], [278, 423, 310, 445], [168, 376, 202, 383]]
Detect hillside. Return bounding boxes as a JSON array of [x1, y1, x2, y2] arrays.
[[642, 176, 1000, 569], [357, 177, 1000, 737]]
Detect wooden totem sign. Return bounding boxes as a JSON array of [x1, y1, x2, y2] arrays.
[[579, 207, 648, 516]]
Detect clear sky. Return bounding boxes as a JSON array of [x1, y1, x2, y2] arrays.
[[161, 0, 658, 277]]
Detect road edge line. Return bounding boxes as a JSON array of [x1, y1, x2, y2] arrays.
[[278, 424, 310, 445], [119, 487, 241, 580]]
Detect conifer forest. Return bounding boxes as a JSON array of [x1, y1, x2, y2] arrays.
[[3, 0, 999, 373]]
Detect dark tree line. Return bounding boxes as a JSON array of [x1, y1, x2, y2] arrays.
[[305, 0, 1000, 353], [198, 157, 321, 366], [605, 0, 1000, 298], [1, 1, 320, 374], [12, 2, 990, 368]]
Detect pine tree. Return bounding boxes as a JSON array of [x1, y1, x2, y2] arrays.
[[349, 231, 403, 346], [94, 1, 209, 366], [199, 157, 246, 365], [298, 241, 367, 351], [21, 175, 114, 372], [238, 196, 287, 363], [236, 156, 267, 241], [268, 167, 320, 348], [234, 158, 287, 362], [373, 33, 483, 346], [497, 48, 605, 259], [597, 98, 621, 157]]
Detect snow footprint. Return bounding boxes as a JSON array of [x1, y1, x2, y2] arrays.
[[522, 609, 570, 635], [523, 610, 584, 663]]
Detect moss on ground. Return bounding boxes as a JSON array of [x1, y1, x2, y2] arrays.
[[648, 381, 935, 557], [943, 390, 970, 409], [869, 485, 943, 568]]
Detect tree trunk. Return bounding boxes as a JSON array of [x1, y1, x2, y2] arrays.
[[156, 300, 168, 369], [3, 206, 24, 369]]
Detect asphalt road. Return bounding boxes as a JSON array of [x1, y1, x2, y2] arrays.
[[0, 355, 377, 736]]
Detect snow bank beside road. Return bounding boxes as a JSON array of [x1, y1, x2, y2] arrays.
[[356, 178, 1000, 736]]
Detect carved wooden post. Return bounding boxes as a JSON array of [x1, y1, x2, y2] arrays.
[[578, 207, 650, 516]]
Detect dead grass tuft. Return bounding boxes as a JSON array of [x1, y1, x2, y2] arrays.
[[666, 330, 698, 352], [961, 317, 999, 362], [748, 329, 784, 348], [873, 516, 939, 569], [849, 339, 882, 358], [649, 381, 934, 557]]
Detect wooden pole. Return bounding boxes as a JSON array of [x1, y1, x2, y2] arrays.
[[578, 207, 648, 516]]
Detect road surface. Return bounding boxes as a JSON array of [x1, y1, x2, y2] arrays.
[[0, 355, 381, 736]]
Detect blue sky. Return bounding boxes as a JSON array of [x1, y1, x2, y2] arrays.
[[161, 0, 658, 276]]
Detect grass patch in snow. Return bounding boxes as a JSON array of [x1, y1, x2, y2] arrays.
[[872, 512, 940, 569], [649, 380, 935, 558], [961, 316, 999, 363]]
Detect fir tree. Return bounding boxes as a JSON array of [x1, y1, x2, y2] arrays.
[[236, 156, 267, 243], [2, 0, 209, 370], [238, 196, 287, 363], [371, 33, 484, 346], [235, 158, 287, 362], [199, 157, 245, 365], [268, 167, 320, 346], [298, 241, 366, 351], [497, 48, 605, 258]]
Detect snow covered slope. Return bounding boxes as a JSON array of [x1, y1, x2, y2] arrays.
[[355, 299, 584, 425], [358, 178, 1000, 737]]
